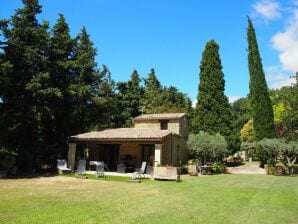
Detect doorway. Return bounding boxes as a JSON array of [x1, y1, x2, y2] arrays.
[[98, 144, 120, 171], [141, 144, 155, 166]]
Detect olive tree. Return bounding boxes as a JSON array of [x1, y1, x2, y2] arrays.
[[187, 131, 227, 164], [255, 139, 298, 173]]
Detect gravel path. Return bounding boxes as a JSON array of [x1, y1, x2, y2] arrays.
[[228, 163, 265, 174]]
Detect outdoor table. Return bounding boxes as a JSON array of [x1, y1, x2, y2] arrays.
[[199, 165, 213, 175]]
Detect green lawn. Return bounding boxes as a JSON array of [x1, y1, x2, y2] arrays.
[[0, 174, 297, 224]]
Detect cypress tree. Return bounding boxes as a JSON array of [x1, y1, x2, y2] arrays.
[[247, 18, 275, 140], [193, 40, 236, 150]]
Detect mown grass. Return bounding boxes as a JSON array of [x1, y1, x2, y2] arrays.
[[0, 174, 297, 224], [63, 173, 132, 182]]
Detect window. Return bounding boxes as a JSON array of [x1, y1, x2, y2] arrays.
[[160, 120, 169, 130]]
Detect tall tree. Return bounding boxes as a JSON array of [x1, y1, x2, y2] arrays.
[[140, 68, 164, 113], [0, 0, 49, 170], [116, 70, 143, 127], [140, 68, 191, 114], [71, 26, 98, 131], [89, 64, 117, 130], [247, 18, 275, 141], [38, 13, 75, 160], [193, 40, 237, 151]]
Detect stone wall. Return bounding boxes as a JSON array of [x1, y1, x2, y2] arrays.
[[135, 117, 188, 137], [171, 135, 188, 166], [119, 143, 142, 161], [161, 135, 172, 165], [134, 121, 161, 131], [160, 135, 188, 166]]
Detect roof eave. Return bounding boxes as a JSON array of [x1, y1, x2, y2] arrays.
[[67, 137, 164, 143]]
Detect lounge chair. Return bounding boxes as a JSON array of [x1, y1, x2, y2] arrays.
[[76, 159, 86, 175], [132, 162, 147, 179], [117, 161, 126, 173], [96, 161, 105, 178], [57, 159, 71, 174]]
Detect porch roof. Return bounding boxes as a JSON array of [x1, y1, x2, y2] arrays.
[[134, 113, 185, 121], [68, 128, 172, 142]]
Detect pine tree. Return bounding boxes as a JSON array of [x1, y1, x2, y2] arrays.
[[193, 40, 237, 151], [247, 18, 275, 141], [116, 70, 143, 127], [0, 0, 49, 170], [71, 26, 98, 131], [38, 13, 76, 159], [140, 68, 191, 114], [140, 68, 163, 113], [91, 65, 117, 129]]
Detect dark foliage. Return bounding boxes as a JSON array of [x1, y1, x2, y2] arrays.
[[247, 18, 275, 141]]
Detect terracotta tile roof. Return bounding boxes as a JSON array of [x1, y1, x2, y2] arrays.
[[134, 113, 186, 121], [69, 128, 172, 141]]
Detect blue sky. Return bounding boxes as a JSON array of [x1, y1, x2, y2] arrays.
[[1, 0, 297, 103]]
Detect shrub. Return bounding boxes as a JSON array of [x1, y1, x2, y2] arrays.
[[240, 119, 253, 142], [267, 158, 276, 167], [267, 166, 276, 175], [274, 165, 288, 176], [212, 162, 227, 174]]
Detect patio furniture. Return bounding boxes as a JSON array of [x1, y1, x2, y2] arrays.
[[200, 165, 212, 175], [117, 161, 126, 173], [57, 159, 71, 174], [96, 161, 105, 178], [76, 159, 86, 175], [89, 161, 99, 170], [132, 162, 147, 179], [146, 165, 153, 175]]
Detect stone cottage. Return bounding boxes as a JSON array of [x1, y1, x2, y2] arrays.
[[67, 113, 189, 171]]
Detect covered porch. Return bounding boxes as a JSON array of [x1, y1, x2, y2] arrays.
[[67, 128, 171, 173]]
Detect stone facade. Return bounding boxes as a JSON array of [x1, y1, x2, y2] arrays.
[[134, 114, 188, 138], [68, 113, 189, 169]]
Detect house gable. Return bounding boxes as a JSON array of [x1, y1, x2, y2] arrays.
[[134, 113, 188, 138]]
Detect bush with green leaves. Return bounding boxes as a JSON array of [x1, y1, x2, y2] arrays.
[[187, 131, 228, 164], [256, 138, 281, 167], [255, 139, 298, 174], [212, 162, 227, 174], [241, 141, 257, 160]]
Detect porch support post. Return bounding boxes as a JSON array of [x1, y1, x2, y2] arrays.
[[154, 144, 162, 167], [68, 143, 76, 171]]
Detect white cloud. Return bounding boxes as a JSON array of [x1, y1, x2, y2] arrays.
[[192, 99, 197, 108], [228, 96, 242, 104], [265, 66, 295, 89], [271, 9, 298, 73], [252, 0, 281, 21]]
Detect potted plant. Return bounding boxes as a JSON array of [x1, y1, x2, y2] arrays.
[[0, 149, 16, 178]]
